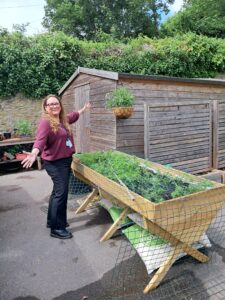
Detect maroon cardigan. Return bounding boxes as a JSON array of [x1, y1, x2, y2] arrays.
[[33, 112, 79, 161]]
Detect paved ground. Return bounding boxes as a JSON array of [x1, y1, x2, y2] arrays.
[[1, 169, 225, 300]]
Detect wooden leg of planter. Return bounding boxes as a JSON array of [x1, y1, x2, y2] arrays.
[[145, 219, 209, 263], [143, 217, 148, 230], [142, 219, 209, 293], [143, 244, 183, 294], [75, 188, 99, 214], [100, 207, 130, 242]]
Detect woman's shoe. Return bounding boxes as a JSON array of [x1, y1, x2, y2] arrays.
[[50, 229, 73, 239]]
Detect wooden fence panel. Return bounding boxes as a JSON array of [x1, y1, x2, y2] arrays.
[[144, 101, 212, 174], [217, 100, 225, 168]]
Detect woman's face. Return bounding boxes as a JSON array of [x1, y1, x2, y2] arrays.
[[45, 96, 61, 117]]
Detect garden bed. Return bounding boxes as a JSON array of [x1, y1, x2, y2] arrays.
[[72, 150, 225, 233], [71, 150, 225, 293], [74, 151, 215, 203]]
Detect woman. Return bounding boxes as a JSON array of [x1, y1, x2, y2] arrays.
[[22, 94, 91, 239]]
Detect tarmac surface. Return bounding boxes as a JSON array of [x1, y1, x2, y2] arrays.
[[1, 169, 225, 300]]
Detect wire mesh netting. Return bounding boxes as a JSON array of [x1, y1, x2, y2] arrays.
[[69, 172, 92, 196], [69, 150, 225, 300]]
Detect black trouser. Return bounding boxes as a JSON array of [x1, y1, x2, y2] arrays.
[[44, 157, 72, 230]]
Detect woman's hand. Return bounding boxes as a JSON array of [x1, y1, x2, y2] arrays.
[[21, 151, 37, 168], [78, 102, 91, 114]]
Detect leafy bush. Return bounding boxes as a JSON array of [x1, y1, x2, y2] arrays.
[[0, 32, 29, 97], [160, 0, 225, 39], [21, 32, 83, 98], [0, 31, 83, 98], [15, 119, 33, 136], [105, 87, 134, 108], [0, 31, 224, 99]]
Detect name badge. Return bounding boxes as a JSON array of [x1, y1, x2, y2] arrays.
[[66, 138, 73, 148]]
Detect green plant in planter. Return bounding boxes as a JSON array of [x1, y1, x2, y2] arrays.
[[106, 87, 134, 108], [105, 87, 135, 119], [15, 119, 33, 137], [74, 151, 214, 203]]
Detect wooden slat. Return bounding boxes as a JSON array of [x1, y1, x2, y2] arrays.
[[122, 80, 225, 94], [149, 125, 210, 136], [149, 130, 209, 141], [148, 120, 210, 130], [151, 152, 210, 163], [145, 101, 212, 173], [117, 125, 144, 133], [74, 83, 90, 153], [117, 139, 144, 147], [149, 138, 209, 149], [217, 100, 225, 169]]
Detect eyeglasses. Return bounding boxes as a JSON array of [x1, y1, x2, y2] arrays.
[[45, 102, 60, 107]]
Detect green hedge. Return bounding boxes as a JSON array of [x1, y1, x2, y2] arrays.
[[0, 31, 83, 98], [0, 31, 224, 99]]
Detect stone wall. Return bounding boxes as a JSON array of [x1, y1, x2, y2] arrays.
[[0, 96, 42, 135]]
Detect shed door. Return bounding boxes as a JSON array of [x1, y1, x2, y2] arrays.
[[74, 83, 90, 153], [144, 101, 212, 174]]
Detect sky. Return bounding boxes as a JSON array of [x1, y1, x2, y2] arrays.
[[0, 0, 184, 36], [0, 0, 46, 35]]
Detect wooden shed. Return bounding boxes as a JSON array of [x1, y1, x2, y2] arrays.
[[58, 67, 225, 174]]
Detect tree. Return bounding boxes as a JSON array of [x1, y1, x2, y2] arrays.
[[43, 0, 175, 40], [161, 0, 225, 38], [12, 23, 29, 34], [0, 27, 9, 36]]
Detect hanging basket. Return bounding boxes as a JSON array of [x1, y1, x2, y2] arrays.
[[112, 107, 134, 119]]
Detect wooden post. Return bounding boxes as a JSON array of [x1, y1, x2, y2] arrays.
[[100, 207, 130, 242], [75, 188, 99, 214], [212, 100, 218, 169], [145, 219, 209, 263], [144, 244, 183, 293]]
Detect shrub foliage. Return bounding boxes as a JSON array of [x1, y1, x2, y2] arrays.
[[0, 31, 224, 99], [105, 87, 134, 108]]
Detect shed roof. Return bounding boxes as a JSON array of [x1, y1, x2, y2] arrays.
[[58, 67, 225, 95]]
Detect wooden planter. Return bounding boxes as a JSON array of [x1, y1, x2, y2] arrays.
[[71, 153, 225, 293], [112, 107, 133, 119]]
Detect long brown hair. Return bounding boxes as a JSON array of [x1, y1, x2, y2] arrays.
[[42, 94, 71, 133]]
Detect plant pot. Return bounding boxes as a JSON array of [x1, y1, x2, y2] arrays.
[[15, 153, 28, 161], [18, 135, 32, 138], [3, 132, 11, 139], [112, 107, 134, 119]]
